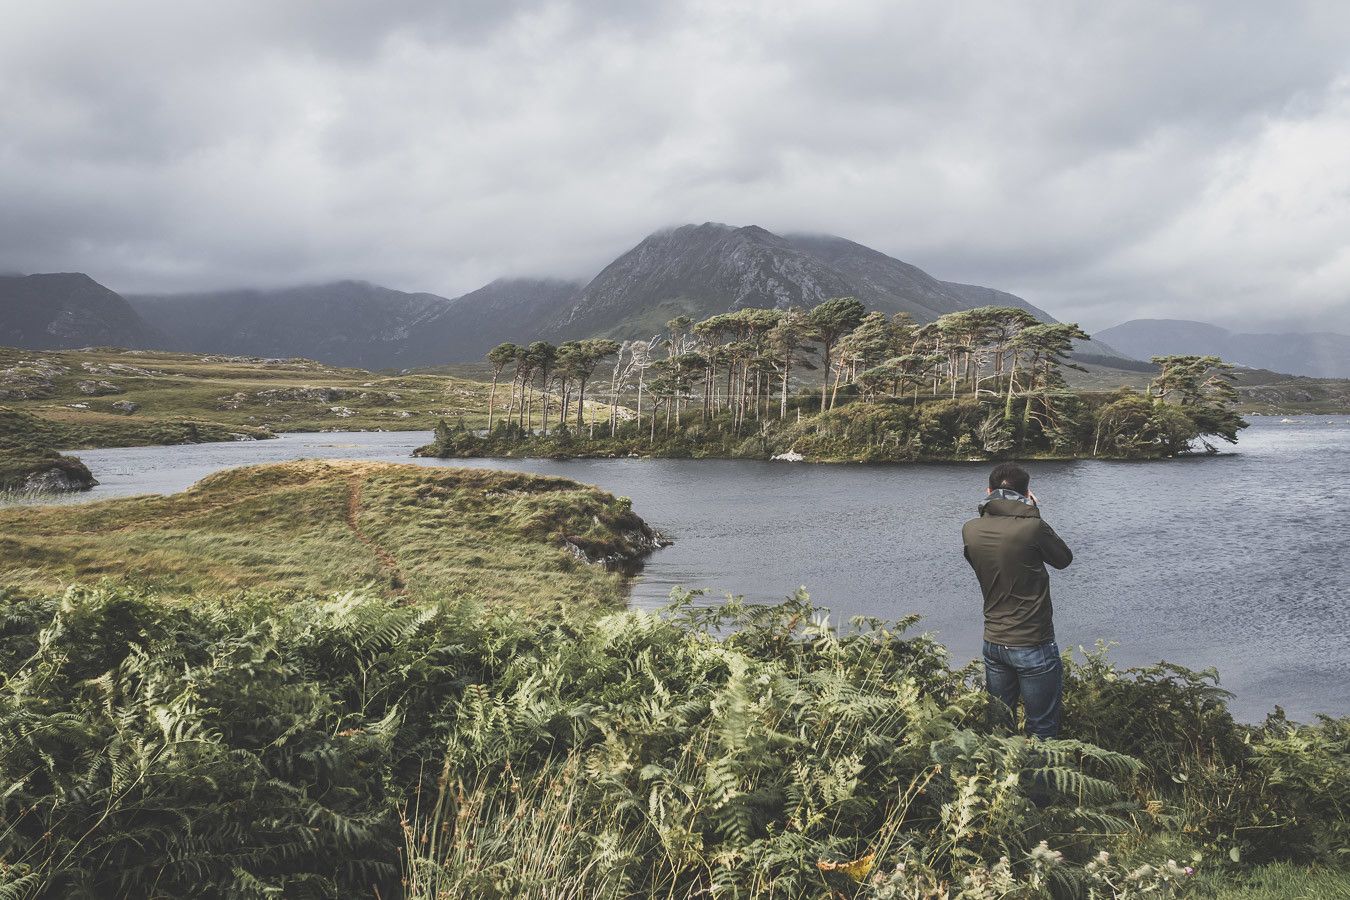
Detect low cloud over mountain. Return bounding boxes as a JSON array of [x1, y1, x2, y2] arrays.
[[5, 223, 1140, 368]]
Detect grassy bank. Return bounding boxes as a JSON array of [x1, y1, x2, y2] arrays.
[[0, 460, 660, 609], [0, 346, 517, 448], [0, 586, 1344, 898], [419, 390, 1244, 464], [0, 408, 97, 494], [0, 344, 553, 495], [1070, 364, 1350, 415]]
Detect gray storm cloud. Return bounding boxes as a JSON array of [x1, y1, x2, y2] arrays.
[[2, 0, 1349, 332]]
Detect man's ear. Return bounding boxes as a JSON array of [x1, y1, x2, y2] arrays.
[[986, 487, 993, 495]]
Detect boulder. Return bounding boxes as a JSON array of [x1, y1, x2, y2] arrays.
[[256, 387, 350, 404]]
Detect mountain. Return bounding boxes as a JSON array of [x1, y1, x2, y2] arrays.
[[549, 223, 1052, 339], [403, 278, 582, 365], [127, 281, 451, 369], [11, 224, 1135, 368], [933, 280, 1052, 321], [1094, 319, 1350, 379], [128, 278, 581, 370], [547, 222, 1127, 362], [0, 273, 165, 350], [937, 280, 1141, 368]]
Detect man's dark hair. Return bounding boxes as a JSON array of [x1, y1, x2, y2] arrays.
[[988, 463, 1030, 494]]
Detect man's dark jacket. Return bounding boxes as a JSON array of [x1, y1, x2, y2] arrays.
[[963, 497, 1073, 646]]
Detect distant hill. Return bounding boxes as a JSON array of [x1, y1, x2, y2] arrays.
[[404, 278, 583, 364], [127, 281, 452, 369], [1095, 319, 1350, 379], [128, 277, 581, 370], [0, 273, 165, 350]]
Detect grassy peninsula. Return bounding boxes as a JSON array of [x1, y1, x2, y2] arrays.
[[418, 304, 1248, 463], [1070, 363, 1350, 415], [0, 408, 97, 493], [0, 346, 506, 442], [0, 345, 533, 495], [0, 460, 658, 609]]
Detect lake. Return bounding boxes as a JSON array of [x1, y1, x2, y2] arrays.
[[34, 417, 1350, 721]]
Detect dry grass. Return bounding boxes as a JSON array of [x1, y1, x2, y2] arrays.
[[0, 345, 490, 439], [0, 459, 650, 611]]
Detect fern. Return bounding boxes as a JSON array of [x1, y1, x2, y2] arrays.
[[0, 585, 1344, 896]]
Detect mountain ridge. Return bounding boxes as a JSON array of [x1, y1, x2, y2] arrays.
[[8, 224, 1132, 367], [548, 223, 1057, 340], [125, 277, 582, 369], [1094, 319, 1350, 379], [0, 273, 166, 350]]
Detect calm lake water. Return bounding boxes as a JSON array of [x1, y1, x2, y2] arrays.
[[34, 417, 1350, 721]]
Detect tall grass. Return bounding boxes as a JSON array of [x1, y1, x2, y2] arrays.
[[0, 461, 650, 609], [0, 585, 1345, 898]]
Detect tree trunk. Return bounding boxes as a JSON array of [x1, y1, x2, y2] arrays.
[[636, 372, 644, 426], [753, 369, 761, 421], [1018, 366, 1035, 449], [487, 372, 499, 431], [1003, 356, 1017, 421], [819, 342, 832, 415], [708, 364, 715, 423], [829, 359, 845, 410]]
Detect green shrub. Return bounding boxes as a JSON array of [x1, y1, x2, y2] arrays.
[[1, 586, 1344, 897], [1064, 645, 1350, 867]]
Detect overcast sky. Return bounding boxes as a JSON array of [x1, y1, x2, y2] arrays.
[[3, 1, 1349, 332]]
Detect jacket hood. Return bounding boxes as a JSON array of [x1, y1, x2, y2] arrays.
[[978, 491, 1042, 518]]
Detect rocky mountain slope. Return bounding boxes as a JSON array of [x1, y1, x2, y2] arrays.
[[1095, 319, 1350, 379], [550, 223, 1049, 339], [547, 223, 1128, 361], [0, 273, 165, 350]]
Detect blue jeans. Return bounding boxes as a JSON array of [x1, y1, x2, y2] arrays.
[[983, 639, 1063, 739]]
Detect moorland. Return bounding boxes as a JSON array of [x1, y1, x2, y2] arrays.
[[0, 345, 608, 493]]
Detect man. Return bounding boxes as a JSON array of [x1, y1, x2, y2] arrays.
[[962, 463, 1073, 739]]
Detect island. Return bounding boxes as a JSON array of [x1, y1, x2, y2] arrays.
[[417, 303, 1248, 463]]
